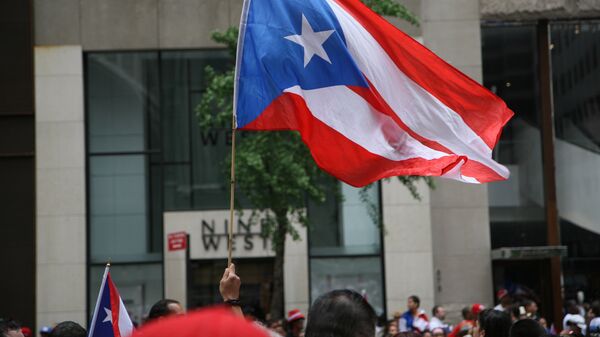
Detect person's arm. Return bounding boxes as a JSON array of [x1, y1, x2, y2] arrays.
[[220, 263, 243, 317]]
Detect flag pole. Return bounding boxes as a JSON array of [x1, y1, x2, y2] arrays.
[[228, 122, 237, 267], [87, 261, 111, 337]]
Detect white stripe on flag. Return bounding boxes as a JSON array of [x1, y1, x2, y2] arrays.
[[326, 0, 509, 179], [118, 297, 134, 337], [284, 85, 449, 161]]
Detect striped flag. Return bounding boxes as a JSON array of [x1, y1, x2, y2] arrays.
[[234, 0, 513, 186], [88, 266, 134, 337]]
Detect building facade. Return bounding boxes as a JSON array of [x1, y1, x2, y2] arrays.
[[1, 0, 599, 331]]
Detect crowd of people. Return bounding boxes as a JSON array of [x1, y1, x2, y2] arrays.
[[2, 266, 600, 337], [376, 291, 600, 337]]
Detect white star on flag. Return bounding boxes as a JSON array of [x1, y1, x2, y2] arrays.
[[102, 307, 112, 324], [285, 14, 335, 67]]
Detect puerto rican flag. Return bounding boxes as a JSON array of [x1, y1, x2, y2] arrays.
[[234, 0, 513, 186], [88, 266, 134, 337]]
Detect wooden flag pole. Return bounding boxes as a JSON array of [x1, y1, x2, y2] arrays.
[[227, 125, 237, 267]]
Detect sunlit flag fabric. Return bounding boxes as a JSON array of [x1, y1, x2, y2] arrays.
[[88, 267, 134, 337], [233, 0, 514, 186]]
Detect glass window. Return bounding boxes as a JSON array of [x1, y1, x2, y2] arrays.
[[87, 53, 159, 154], [308, 182, 384, 315], [309, 183, 381, 256], [310, 257, 384, 315], [87, 51, 162, 263], [159, 50, 236, 210], [481, 24, 547, 248], [89, 155, 157, 262], [551, 21, 600, 300], [552, 21, 600, 152], [89, 263, 163, 324]]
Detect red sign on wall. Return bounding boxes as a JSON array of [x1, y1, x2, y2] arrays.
[[168, 232, 188, 252]]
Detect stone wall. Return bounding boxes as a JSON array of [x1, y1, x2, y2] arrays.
[[481, 0, 600, 20]]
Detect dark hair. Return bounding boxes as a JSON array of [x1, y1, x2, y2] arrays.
[[565, 300, 579, 314], [522, 300, 535, 307], [305, 289, 377, 337], [462, 307, 471, 319], [478, 308, 511, 337], [510, 319, 546, 337], [0, 319, 21, 337], [509, 304, 522, 319], [432, 305, 441, 316], [49, 321, 86, 337], [590, 303, 600, 316], [409, 296, 421, 306], [148, 299, 181, 321]]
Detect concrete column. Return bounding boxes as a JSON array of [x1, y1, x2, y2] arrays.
[[283, 228, 310, 316], [422, 0, 494, 322], [35, 46, 87, 328], [383, 179, 435, 315]]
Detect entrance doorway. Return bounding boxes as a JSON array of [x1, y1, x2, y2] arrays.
[[188, 258, 276, 318]]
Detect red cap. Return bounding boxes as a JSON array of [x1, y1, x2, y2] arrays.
[[287, 309, 305, 322], [472, 304, 485, 315], [21, 327, 32, 337], [132, 307, 269, 337]]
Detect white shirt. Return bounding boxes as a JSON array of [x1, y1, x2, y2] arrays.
[[429, 317, 447, 330]]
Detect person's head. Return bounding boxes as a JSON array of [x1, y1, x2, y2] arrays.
[[478, 308, 511, 337], [497, 290, 512, 308], [147, 299, 184, 322], [566, 300, 579, 315], [0, 320, 23, 337], [565, 315, 586, 334], [433, 306, 446, 320], [287, 309, 305, 337], [432, 327, 446, 337], [19, 327, 31, 337], [462, 306, 473, 320], [423, 331, 433, 337], [509, 319, 546, 337], [509, 305, 524, 322], [522, 300, 538, 316], [408, 296, 420, 312], [538, 318, 548, 330], [48, 322, 86, 337], [39, 326, 52, 337], [472, 304, 486, 318], [305, 289, 377, 337], [130, 307, 270, 337], [288, 319, 305, 337], [387, 322, 398, 336], [589, 303, 600, 319]]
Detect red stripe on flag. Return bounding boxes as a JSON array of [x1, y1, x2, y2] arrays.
[[333, 0, 513, 150], [242, 93, 466, 187], [107, 273, 122, 337], [462, 159, 507, 183]]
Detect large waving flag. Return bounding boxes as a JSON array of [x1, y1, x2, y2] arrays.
[[88, 266, 134, 337], [233, 0, 513, 186]]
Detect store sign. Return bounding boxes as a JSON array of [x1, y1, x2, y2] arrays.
[[164, 210, 276, 260], [201, 219, 269, 252], [168, 232, 188, 251]]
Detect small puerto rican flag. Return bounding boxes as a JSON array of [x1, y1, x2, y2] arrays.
[[88, 265, 134, 337]]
